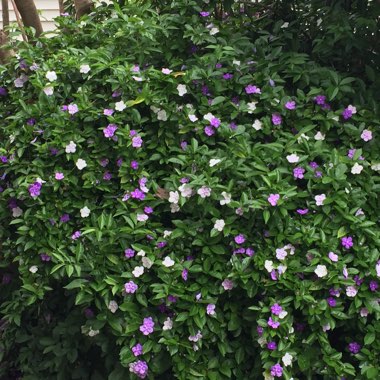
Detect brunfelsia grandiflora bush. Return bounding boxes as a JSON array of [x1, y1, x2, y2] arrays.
[[1, 1, 380, 379]]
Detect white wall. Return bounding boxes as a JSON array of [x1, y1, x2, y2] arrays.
[[0, 0, 60, 32]]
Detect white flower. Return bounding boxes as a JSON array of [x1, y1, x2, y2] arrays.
[[29, 265, 38, 273], [264, 260, 274, 273], [36, 178, 46, 184], [137, 213, 148, 222], [45, 71, 57, 82], [232, 60, 241, 66], [277, 264, 287, 274], [178, 184, 192, 198], [177, 84, 187, 96], [142, 257, 153, 269], [115, 100, 126, 111], [276, 248, 287, 260], [197, 186, 211, 198], [347, 104, 357, 114], [80, 206, 91, 218], [220, 192, 231, 205], [137, 250, 146, 256], [252, 119, 262, 130], [189, 114, 198, 122], [132, 266, 144, 277], [286, 153, 299, 163], [170, 203, 180, 213], [209, 159, 221, 167], [203, 112, 215, 122], [247, 101, 257, 114], [76, 159, 87, 170], [314, 265, 328, 278], [281, 22, 289, 28], [297, 133, 310, 143], [163, 230, 172, 238], [162, 256, 175, 267], [162, 68, 172, 74], [210, 27, 219, 35], [12, 207, 23, 217], [282, 353, 293, 367], [214, 219, 225, 232], [150, 106, 160, 114], [43, 86, 54, 96], [315, 194, 326, 206], [65, 141, 77, 153], [132, 76, 143, 82], [88, 329, 99, 337], [314, 131, 325, 141], [322, 323, 331, 332], [351, 163, 363, 174], [360, 308, 369, 317], [108, 300, 118, 313], [157, 109, 167, 121], [371, 163, 380, 171], [346, 285, 358, 297], [169, 191, 179, 204], [163, 317, 173, 330], [279, 310, 288, 319], [80, 64, 91, 74], [376, 261, 380, 277]]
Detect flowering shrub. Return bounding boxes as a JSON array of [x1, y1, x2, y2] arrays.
[[0, 1, 379, 379]]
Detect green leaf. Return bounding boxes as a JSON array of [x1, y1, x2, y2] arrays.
[[211, 96, 225, 106]]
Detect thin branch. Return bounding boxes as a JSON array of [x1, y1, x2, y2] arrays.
[[2, 0, 9, 31], [10, 0, 28, 42]]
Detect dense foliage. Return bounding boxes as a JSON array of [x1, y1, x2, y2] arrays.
[[0, 1, 379, 379]]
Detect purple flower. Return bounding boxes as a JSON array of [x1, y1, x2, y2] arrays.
[[271, 303, 282, 315], [103, 171, 112, 181], [329, 288, 341, 297], [60, 214, 70, 223], [229, 122, 237, 130], [112, 90, 121, 98], [314, 95, 326, 105], [348, 342, 361, 354], [271, 364, 283, 377], [267, 341, 277, 350], [327, 297, 336, 307], [341, 236, 353, 249], [28, 181, 42, 198], [0, 156, 8, 163], [285, 100, 296, 110], [50, 148, 59, 156], [71, 231, 81, 240], [296, 208, 309, 215], [293, 167, 305, 179], [40, 253, 51, 262], [144, 206, 153, 214], [129, 360, 148, 379], [132, 343, 143, 356], [116, 158, 123, 167], [210, 117, 221, 128], [132, 136, 143, 148], [199, 11, 210, 17], [245, 85, 261, 94], [246, 247, 255, 256], [309, 161, 319, 169], [206, 303, 216, 315], [272, 113, 282, 125], [131, 188, 145, 200], [168, 295, 177, 303], [268, 317, 280, 329], [55, 172, 64, 180], [84, 308, 94, 318], [234, 234, 245, 244], [369, 280, 378, 292], [0, 87, 8, 96], [215, 63, 222, 69], [315, 170, 323, 178], [182, 269, 188, 281], [342, 108, 353, 120], [157, 241, 167, 248], [124, 248, 135, 258], [223, 73, 233, 80], [103, 108, 114, 116], [103, 124, 118, 138], [268, 193, 280, 206], [130, 160, 139, 170], [204, 126, 215, 136], [124, 280, 138, 294], [27, 118, 36, 125], [139, 317, 154, 335]]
